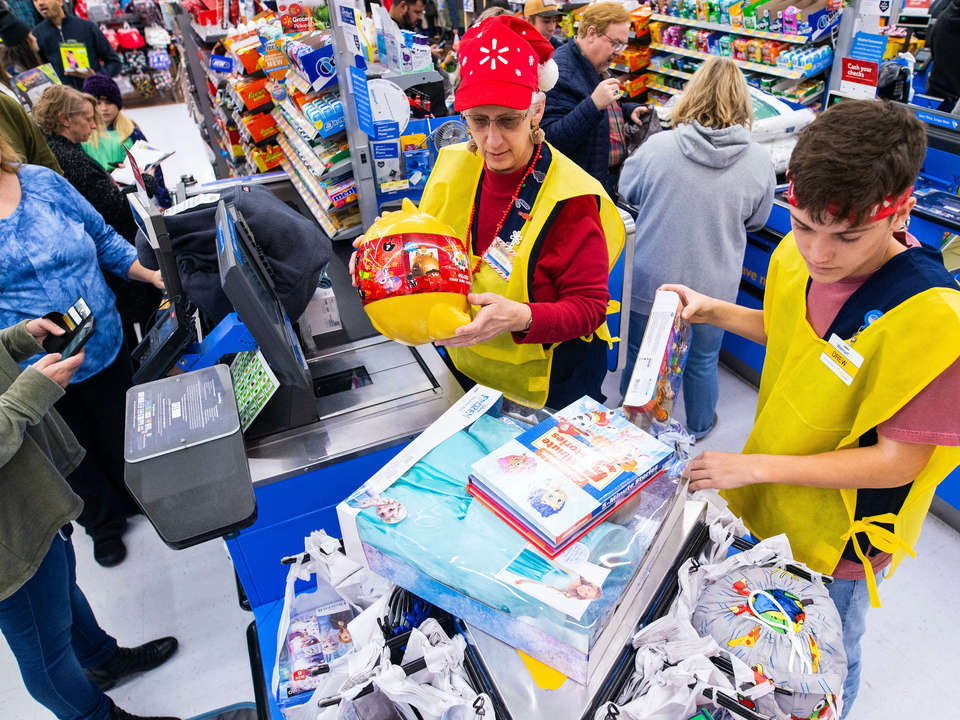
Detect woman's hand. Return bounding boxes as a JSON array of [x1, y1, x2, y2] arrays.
[[683, 451, 763, 492], [32, 351, 85, 389], [630, 105, 650, 124], [349, 240, 360, 287], [658, 284, 716, 324], [349, 220, 379, 288], [435, 293, 532, 347], [127, 260, 164, 290], [25, 318, 64, 345]]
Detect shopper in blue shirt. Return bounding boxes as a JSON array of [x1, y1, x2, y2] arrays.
[[32, 0, 121, 89], [0, 133, 162, 566]]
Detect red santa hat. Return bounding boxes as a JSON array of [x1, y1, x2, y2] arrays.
[[454, 15, 559, 112]]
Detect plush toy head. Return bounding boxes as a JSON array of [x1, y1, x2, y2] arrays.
[[354, 198, 472, 345]]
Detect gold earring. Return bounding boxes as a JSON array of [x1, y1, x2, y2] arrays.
[[467, 132, 478, 154], [530, 124, 545, 144]]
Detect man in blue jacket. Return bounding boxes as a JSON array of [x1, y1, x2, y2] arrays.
[[542, 1, 648, 198], [32, 0, 121, 89]]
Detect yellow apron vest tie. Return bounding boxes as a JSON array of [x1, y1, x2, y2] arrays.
[[722, 233, 960, 607], [419, 143, 625, 408]]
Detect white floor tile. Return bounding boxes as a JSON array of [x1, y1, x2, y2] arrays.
[[125, 103, 217, 189], [0, 516, 253, 719]]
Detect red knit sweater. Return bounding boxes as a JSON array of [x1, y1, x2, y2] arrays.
[[474, 165, 610, 345]]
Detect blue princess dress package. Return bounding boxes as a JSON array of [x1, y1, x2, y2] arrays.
[[337, 387, 686, 685]]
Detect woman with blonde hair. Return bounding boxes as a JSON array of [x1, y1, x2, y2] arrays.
[[618, 56, 775, 438], [80, 74, 171, 207]]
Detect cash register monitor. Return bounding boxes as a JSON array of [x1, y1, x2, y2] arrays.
[[127, 195, 196, 383], [215, 200, 318, 436], [215, 200, 312, 390]]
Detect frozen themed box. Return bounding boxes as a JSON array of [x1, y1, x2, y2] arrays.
[[337, 387, 685, 684]]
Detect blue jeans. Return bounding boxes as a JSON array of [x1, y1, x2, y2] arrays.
[[826, 568, 886, 718], [620, 311, 725, 437], [0, 534, 117, 720]]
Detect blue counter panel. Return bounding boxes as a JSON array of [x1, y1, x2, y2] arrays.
[[225, 443, 409, 608]]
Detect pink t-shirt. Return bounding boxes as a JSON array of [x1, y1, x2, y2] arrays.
[[804, 233, 960, 579]]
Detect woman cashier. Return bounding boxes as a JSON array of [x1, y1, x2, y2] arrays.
[[419, 15, 624, 409]]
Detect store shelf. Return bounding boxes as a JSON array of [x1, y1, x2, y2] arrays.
[[273, 111, 326, 175], [648, 65, 694, 81], [277, 134, 356, 214], [647, 80, 681, 96], [192, 22, 227, 43], [650, 13, 810, 44], [609, 60, 650, 74], [365, 63, 443, 91], [650, 43, 831, 79], [277, 99, 320, 141], [322, 158, 353, 179], [333, 225, 364, 242], [282, 157, 361, 239]]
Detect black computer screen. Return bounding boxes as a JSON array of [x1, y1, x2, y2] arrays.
[[215, 201, 312, 389]]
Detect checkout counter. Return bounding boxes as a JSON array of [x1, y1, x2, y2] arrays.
[[720, 99, 960, 527], [126, 173, 669, 719], [125, 180, 466, 712]]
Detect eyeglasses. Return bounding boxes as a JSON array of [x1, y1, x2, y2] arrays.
[[462, 112, 528, 132], [602, 34, 628, 53]]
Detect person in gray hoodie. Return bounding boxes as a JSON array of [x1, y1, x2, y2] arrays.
[[618, 57, 774, 437]]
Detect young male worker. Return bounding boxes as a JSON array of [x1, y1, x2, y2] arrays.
[[672, 99, 960, 717]]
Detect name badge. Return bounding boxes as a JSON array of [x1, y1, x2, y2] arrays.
[[481, 237, 516, 281], [820, 333, 864, 386]]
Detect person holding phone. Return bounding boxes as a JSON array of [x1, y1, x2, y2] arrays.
[[0, 128, 162, 567], [0, 318, 180, 720]]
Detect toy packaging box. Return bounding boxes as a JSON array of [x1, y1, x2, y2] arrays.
[[623, 289, 691, 431], [468, 397, 673, 554], [336, 387, 684, 685]]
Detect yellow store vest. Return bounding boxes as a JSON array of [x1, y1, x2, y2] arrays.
[[722, 233, 960, 606], [419, 143, 625, 408]]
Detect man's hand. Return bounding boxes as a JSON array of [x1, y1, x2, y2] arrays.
[[65, 67, 94, 79], [684, 451, 763, 492], [148, 270, 164, 290], [659, 283, 717, 324], [25, 318, 65, 345], [32, 351, 85, 389], [435, 292, 531, 347], [631, 105, 651, 124], [591, 78, 622, 110]]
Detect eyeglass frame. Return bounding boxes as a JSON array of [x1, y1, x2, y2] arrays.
[[601, 33, 628, 54], [460, 110, 531, 133]]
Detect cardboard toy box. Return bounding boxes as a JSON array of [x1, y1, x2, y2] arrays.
[[336, 387, 685, 685]]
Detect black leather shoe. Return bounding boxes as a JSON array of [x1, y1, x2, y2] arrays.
[[86, 637, 179, 691], [109, 704, 181, 720], [93, 537, 126, 567]]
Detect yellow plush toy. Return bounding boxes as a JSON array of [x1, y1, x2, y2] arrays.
[[354, 198, 472, 345]]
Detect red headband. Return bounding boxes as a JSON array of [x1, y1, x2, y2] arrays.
[[787, 179, 914, 224]]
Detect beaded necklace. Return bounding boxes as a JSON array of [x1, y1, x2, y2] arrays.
[[468, 142, 544, 275]]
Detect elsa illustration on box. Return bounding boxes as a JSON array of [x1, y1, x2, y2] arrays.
[[528, 486, 567, 517], [348, 490, 408, 524], [506, 548, 603, 601]]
